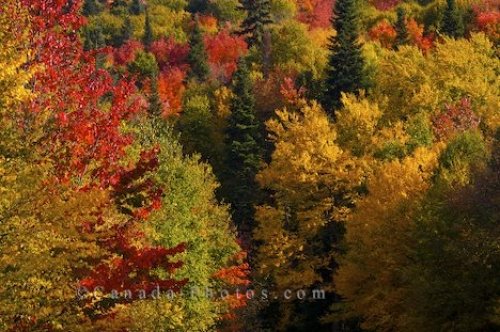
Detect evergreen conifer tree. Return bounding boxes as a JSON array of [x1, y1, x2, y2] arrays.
[[441, 0, 465, 38], [323, 0, 368, 115], [394, 7, 410, 48], [147, 71, 162, 117], [110, 0, 128, 15], [129, 0, 144, 15], [224, 59, 263, 237], [82, 0, 100, 16], [187, 18, 210, 81], [238, 0, 272, 48], [142, 10, 154, 48], [115, 17, 133, 47], [83, 26, 105, 51], [187, 0, 209, 13]]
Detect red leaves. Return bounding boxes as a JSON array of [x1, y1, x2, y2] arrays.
[[214, 251, 251, 331], [433, 97, 480, 141], [113, 40, 143, 66], [204, 30, 248, 82], [368, 18, 434, 52], [369, 0, 401, 11], [297, 0, 333, 29], [26, 0, 144, 183], [473, 0, 500, 38], [280, 77, 306, 105], [80, 241, 187, 295], [150, 37, 189, 70], [368, 19, 434, 52], [22, 0, 188, 319]]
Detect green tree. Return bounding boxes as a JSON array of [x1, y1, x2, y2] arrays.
[[127, 120, 243, 332], [142, 10, 154, 48], [115, 16, 133, 47], [238, 0, 272, 48], [188, 0, 209, 13], [187, 18, 210, 81], [148, 76, 163, 118], [223, 59, 263, 235], [110, 0, 129, 15], [394, 7, 410, 48], [323, 0, 368, 114], [129, 0, 144, 15], [441, 0, 465, 38], [82, 0, 101, 16], [127, 50, 159, 81], [238, 0, 272, 76], [83, 26, 105, 51]]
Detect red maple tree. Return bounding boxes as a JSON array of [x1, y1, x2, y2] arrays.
[[22, 0, 187, 318]]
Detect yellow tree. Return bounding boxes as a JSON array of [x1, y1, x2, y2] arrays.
[[254, 101, 365, 329], [334, 146, 441, 331], [373, 34, 499, 131], [0, 2, 105, 329]]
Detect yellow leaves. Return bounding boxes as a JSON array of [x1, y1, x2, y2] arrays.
[[335, 146, 442, 331], [255, 102, 366, 294], [259, 102, 343, 191], [0, 0, 32, 111], [336, 93, 382, 156], [357, 146, 439, 219], [213, 86, 233, 119], [373, 34, 499, 131]]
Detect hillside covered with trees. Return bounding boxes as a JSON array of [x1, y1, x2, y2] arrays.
[[0, 0, 499, 331]]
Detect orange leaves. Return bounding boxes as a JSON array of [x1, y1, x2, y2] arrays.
[[369, 18, 434, 51], [280, 76, 306, 106], [214, 251, 251, 331], [214, 251, 251, 287], [204, 29, 248, 82], [79, 240, 187, 297], [198, 14, 218, 33], [368, 20, 397, 48], [158, 68, 186, 116], [407, 18, 434, 52]]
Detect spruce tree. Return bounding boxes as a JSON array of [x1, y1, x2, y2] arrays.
[[83, 26, 105, 51], [187, 18, 210, 81], [110, 0, 128, 15], [224, 59, 263, 236], [394, 7, 410, 49], [82, 0, 100, 16], [187, 0, 209, 14], [129, 0, 144, 15], [238, 0, 272, 48], [441, 0, 465, 38], [142, 10, 154, 49], [148, 76, 163, 118], [115, 17, 133, 47], [323, 0, 368, 114]]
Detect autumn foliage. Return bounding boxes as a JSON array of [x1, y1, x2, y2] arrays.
[[205, 29, 248, 82], [1, 0, 499, 331]]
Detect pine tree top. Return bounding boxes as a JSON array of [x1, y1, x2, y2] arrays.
[[187, 17, 210, 81], [142, 10, 154, 48], [238, 0, 273, 47], [394, 7, 410, 48]]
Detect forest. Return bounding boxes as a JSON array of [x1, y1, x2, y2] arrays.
[[0, 0, 498, 331]]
